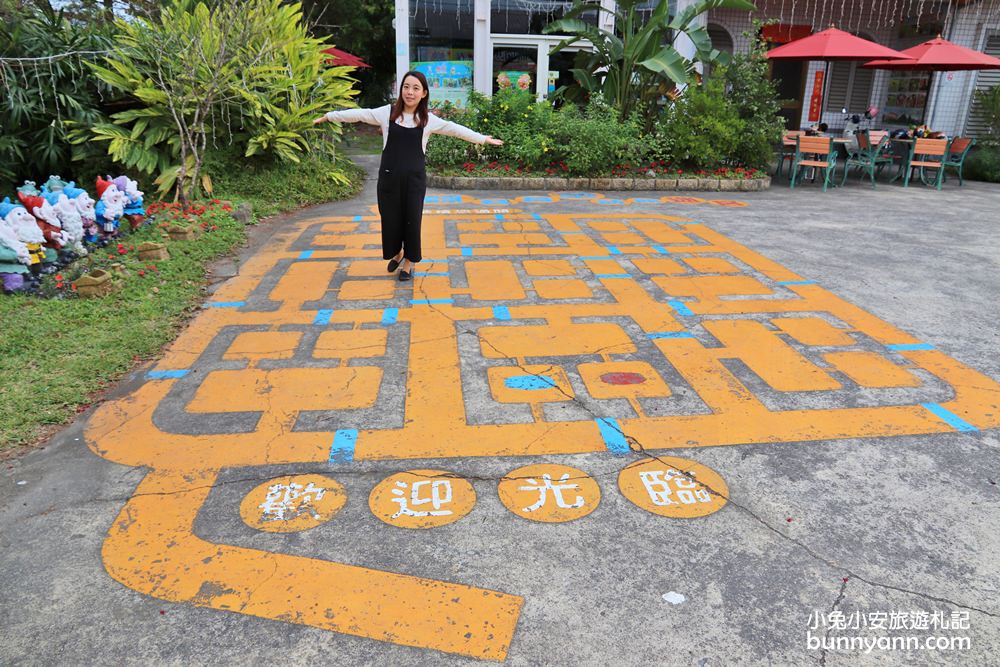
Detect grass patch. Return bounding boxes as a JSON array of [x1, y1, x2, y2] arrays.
[[1, 154, 364, 453]]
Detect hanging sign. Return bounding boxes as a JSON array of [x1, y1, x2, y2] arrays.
[[808, 70, 825, 122]]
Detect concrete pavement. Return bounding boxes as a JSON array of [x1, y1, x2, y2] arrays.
[[2, 158, 999, 665]]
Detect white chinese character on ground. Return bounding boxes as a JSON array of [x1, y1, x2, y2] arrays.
[[807, 611, 826, 630], [258, 482, 326, 521], [828, 611, 847, 630], [391, 479, 454, 518], [951, 611, 970, 630], [869, 611, 888, 630], [847, 610, 864, 630], [518, 473, 584, 512], [889, 611, 910, 630], [911, 611, 930, 630], [639, 469, 712, 506], [930, 610, 945, 629]]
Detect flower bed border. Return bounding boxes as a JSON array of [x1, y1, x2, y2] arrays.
[[428, 174, 771, 192]]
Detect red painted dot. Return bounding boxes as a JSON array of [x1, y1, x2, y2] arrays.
[[600, 372, 646, 386]]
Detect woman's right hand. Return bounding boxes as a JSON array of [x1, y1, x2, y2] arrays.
[[312, 115, 329, 125]]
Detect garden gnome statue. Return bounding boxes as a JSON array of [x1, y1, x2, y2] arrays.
[[0, 197, 48, 273], [61, 181, 99, 243], [111, 174, 146, 230], [0, 218, 33, 293], [17, 182, 71, 264], [42, 189, 87, 256], [94, 175, 125, 237]]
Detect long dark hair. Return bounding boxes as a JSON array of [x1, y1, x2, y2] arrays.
[[389, 71, 430, 128]]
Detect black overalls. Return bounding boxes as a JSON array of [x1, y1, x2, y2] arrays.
[[377, 120, 426, 263]]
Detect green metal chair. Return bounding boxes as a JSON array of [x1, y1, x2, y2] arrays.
[[839, 131, 893, 189], [942, 137, 975, 185], [775, 130, 804, 179], [790, 135, 838, 192]]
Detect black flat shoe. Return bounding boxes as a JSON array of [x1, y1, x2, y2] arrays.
[[398, 270, 411, 282], [387, 258, 401, 272]]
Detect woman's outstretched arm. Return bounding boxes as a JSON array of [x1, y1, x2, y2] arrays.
[[429, 115, 504, 145], [313, 106, 388, 126]]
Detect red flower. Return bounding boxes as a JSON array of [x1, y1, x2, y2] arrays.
[[55, 273, 64, 281], [70, 283, 77, 292], [55, 282, 64, 289], [138, 270, 145, 277]]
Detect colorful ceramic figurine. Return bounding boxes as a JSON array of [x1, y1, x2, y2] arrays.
[[0, 217, 33, 293], [61, 181, 99, 244], [16, 182, 71, 263], [42, 189, 87, 256], [110, 174, 146, 230], [94, 176, 125, 237], [0, 197, 48, 273]]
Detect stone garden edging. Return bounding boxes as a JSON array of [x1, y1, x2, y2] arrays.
[[427, 174, 771, 192]]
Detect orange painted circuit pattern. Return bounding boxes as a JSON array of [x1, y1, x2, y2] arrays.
[[86, 199, 1000, 659]]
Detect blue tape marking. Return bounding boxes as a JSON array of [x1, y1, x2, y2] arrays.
[[651, 245, 669, 254], [596, 417, 629, 454], [353, 215, 362, 222], [462, 247, 473, 256], [493, 306, 511, 321], [887, 343, 935, 351], [329, 429, 358, 463], [633, 197, 661, 203], [531, 212, 545, 219], [495, 213, 505, 220], [596, 199, 626, 205], [147, 370, 190, 380], [381, 308, 398, 325], [421, 258, 448, 263], [777, 280, 817, 286], [922, 403, 978, 432], [595, 273, 633, 279], [647, 332, 695, 339], [410, 298, 454, 305], [580, 255, 611, 260], [562, 192, 597, 198], [525, 197, 553, 203], [606, 246, 623, 255], [204, 301, 245, 308], [298, 250, 314, 259], [414, 272, 449, 277], [505, 375, 557, 390], [669, 300, 695, 316], [482, 199, 509, 205], [313, 309, 333, 325]]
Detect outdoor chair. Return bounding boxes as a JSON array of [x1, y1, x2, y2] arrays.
[[904, 138, 950, 189], [839, 131, 893, 189], [790, 136, 838, 191], [942, 137, 975, 186], [776, 130, 804, 179]]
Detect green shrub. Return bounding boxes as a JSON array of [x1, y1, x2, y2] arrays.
[[426, 89, 646, 176], [722, 23, 785, 169], [652, 76, 745, 169], [964, 145, 1000, 183], [0, 3, 114, 190], [80, 0, 358, 201]]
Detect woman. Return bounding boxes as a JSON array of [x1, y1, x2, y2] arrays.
[[314, 71, 503, 281]]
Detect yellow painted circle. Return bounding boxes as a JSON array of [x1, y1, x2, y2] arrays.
[[618, 457, 728, 518], [369, 469, 475, 529], [498, 464, 600, 523], [240, 474, 346, 533]]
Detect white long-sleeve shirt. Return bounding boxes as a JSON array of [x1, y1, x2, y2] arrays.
[[325, 104, 488, 154]]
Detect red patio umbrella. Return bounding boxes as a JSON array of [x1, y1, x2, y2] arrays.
[[862, 36, 1000, 132], [322, 47, 370, 69], [862, 35, 1000, 70], [768, 27, 913, 124]]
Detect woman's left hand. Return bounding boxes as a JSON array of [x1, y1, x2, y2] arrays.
[[484, 136, 504, 146]]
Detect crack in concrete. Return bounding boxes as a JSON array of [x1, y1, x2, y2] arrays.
[[818, 578, 849, 667]]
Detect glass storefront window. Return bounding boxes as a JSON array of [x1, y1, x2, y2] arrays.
[[409, 0, 475, 107]]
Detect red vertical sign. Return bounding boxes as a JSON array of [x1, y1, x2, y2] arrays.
[[808, 70, 825, 122]]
